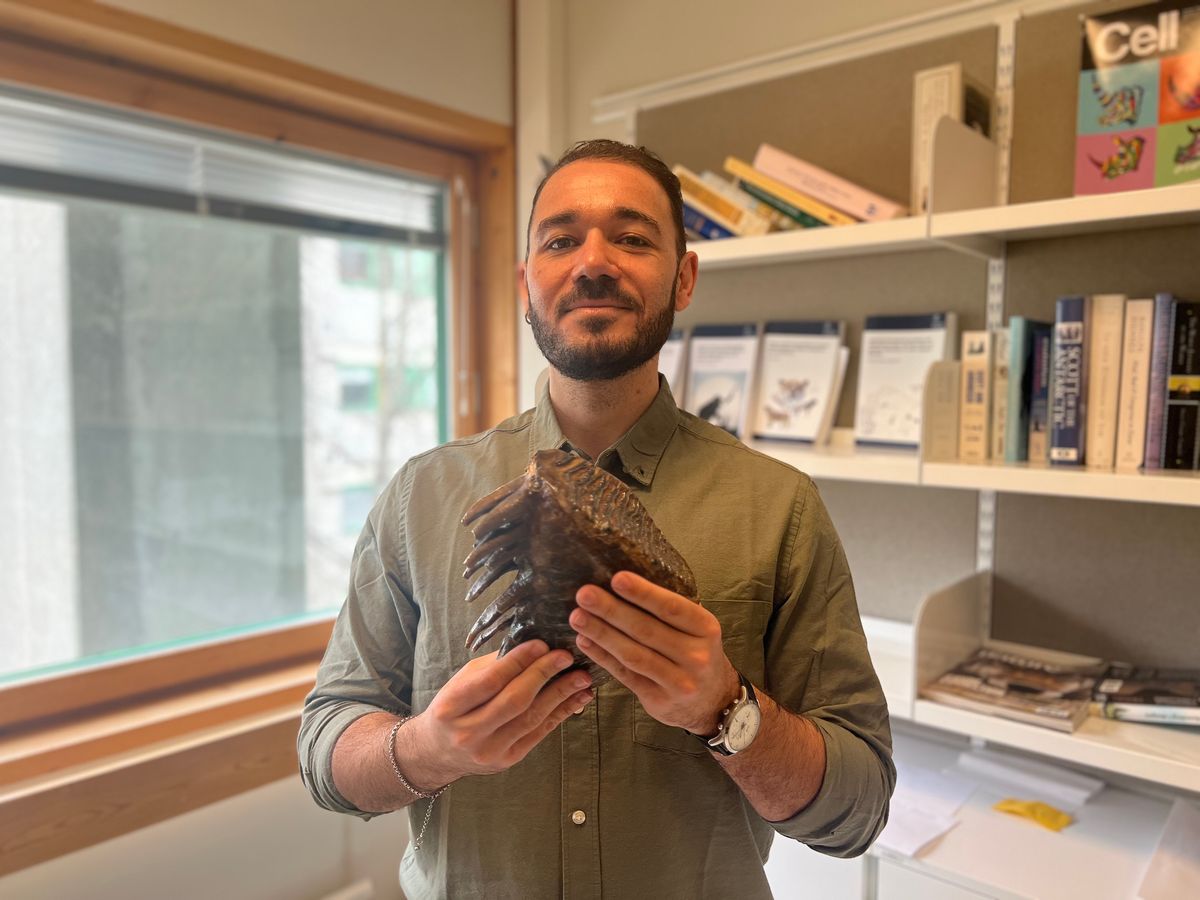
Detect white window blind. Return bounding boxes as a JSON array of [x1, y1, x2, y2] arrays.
[[0, 89, 443, 241]]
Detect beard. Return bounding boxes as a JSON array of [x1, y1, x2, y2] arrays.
[[528, 276, 677, 382]]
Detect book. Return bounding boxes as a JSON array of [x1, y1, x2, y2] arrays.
[[921, 360, 962, 462], [684, 323, 760, 439], [674, 164, 771, 236], [1085, 293, 1126, 470], [1076, 2, 1200, 196], [1114, 298, 1155, 472], [854, 312, 957, 448], [911, 62, 993, 214], [959, 330, 992, 462], [1093, 661, 1200, 725], [921, 646, 1107, 733], [1004, 318, 1053, 463], [1144, 292, 1176, 470], [698, 170, 799, 232], [752, 321, 847, 444], [990, 327, 1010, 462], [752, 143, 907, 222], [1163, 299, 1200, 469], [681, 201, 735, 240], [1028, 326, 1055, 463], [1050, 295, 1091, 465], [723, 156, 858, 227], [658, 328, 687, 402], [733, 177, 829, 229]]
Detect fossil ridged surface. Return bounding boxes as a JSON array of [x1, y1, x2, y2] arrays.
[[460, 449, 697, 683]]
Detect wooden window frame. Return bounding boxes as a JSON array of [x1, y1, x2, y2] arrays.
[[0, 0, 515, 876]]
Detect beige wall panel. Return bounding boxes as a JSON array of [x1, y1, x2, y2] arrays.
[[818, 482, 979, 622], [993, 494, 1200, 668], [636, 28, 996, 211], [99, 0, 513, 125], [565, 0, 970, 145], [688, 248, 987, 429], [1004, 224, 1200, 322]]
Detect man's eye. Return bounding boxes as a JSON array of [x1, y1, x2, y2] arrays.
[[546, 236, 575, 251], [620, 235, 651, 247]]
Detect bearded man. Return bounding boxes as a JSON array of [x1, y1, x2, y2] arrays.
[[299, 140, 894, 900]]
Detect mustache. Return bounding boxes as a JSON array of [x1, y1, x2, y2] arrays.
[[559, 278, 640, 313]]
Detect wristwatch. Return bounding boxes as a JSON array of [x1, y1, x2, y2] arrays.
[[693, 672, 762, 756]]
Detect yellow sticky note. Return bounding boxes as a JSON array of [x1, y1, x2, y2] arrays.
[[993, 798, 1074, 832]]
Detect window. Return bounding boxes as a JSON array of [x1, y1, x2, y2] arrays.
[[0, 89, 449, 683]]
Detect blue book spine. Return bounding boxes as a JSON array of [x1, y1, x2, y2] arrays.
[[1143, 293, 1175, 471], [682, 202, 735, 240], [1050, 295, 1090, 466]]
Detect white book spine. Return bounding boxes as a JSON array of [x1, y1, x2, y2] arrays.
[[751, 143, 906, 222], [1085, 294, 1126, 470], [912, 63, 962, 215], [990, 327, 1011, 461], [1114, 299, 1155, 472], [959, 330, 992, 462]]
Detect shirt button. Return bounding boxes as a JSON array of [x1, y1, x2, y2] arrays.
[[571, 809, 587, 826]]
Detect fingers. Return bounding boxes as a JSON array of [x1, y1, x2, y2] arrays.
[[462, 647, 580, 732], [574, 633, 651, 696], [504, 685, 594, 762], [609, 571, 713, 637], [571, 601, 675, 686], [437, 640, 550, 716]]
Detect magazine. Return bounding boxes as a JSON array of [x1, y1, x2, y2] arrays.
[[921, 646, 1106, 733], [1091, 662, 1200, 725], [752, 320, 846, 444]]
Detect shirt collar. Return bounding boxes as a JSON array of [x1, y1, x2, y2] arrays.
[[527, 375, 680, 487]]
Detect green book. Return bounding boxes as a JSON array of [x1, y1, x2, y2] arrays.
[[735, 179, 828, 229]]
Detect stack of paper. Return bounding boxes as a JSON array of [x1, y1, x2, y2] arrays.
[[954, 747, 1104, 809], [875, 762, 977, 857]]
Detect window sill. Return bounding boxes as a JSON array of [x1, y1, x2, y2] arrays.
[[0, 658, 321, 876]]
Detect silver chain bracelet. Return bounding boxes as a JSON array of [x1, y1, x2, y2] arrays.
[[386, 716, 447, 850]]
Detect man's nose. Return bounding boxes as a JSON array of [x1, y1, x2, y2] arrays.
[[573, 229, 619, 281]]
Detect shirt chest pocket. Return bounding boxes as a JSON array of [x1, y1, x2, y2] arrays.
[[631, 596, 772, 756]]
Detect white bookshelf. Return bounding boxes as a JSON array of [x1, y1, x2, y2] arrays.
[[748, 430, 920, 486], [920, 461, 1200, 507], [690, 181, 1200, 269], [692, 215, 928, 270], [910, 574, 1200, 795]]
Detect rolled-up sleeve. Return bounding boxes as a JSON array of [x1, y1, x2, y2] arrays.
[[297, 465, 420, 820], [763, 478, 895, 856]]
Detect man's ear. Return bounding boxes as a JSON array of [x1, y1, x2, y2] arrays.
[[516, 260, 530, 317], [674, 251, 699, 314]]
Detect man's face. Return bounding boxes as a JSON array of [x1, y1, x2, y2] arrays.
[[520, 160, 694, 382]]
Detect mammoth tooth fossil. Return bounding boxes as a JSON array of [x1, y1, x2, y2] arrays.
[[460, 449, 697, 684]]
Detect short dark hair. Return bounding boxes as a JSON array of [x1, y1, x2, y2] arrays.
[[526, 139, 686, 260]]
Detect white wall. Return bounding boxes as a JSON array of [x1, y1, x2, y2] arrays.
[[515, 0, 967, 406], [99, 0, 513, 125]]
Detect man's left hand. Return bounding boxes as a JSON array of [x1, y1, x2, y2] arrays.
[[569, 570, 739, 735]]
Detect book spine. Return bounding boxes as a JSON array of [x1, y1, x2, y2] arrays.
[[991, 327, 1010, 461], [911, 63, 962, 215], [674, 165, 771, 235], [752, 143, 906, 222], [1084, 294, 1126, 470], [681, 202, 735, 240], [1050, 295, 1090, 466], [1027, 327, 1054, 463], [698, 171, 799, 232], [1143, 293, 1175, 470], [735, 179, 827, 228], [723, 157, 858, 226], [922, 360, 962, 462], [1099, 703, 1200, 725], [1164, 301, 1200, 470], [1114, 299, 1155, 472], [959, 330, 992, 462], [1004, 318, 1031, 463]]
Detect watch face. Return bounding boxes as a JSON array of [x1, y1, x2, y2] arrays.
[[725, 702, 762, 752]]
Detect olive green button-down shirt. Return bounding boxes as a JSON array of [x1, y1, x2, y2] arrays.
[[298, 378, 894, 900]]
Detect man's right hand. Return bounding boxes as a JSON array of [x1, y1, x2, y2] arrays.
[[398, 641, 594, 791]]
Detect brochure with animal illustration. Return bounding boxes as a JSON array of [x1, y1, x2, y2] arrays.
[[684, 323, 760, 439], [752, 320, 846, 444]]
